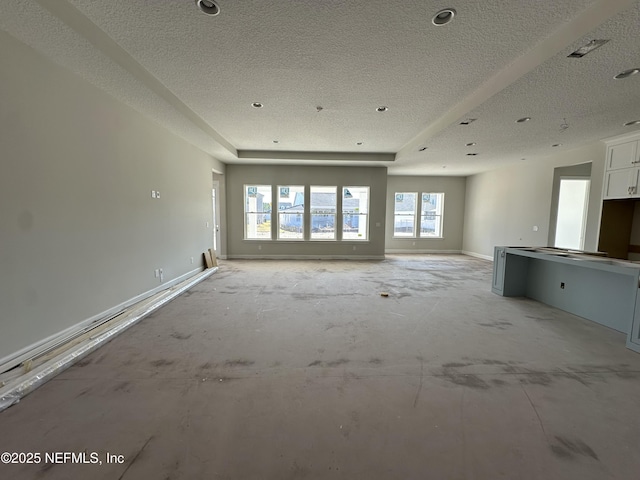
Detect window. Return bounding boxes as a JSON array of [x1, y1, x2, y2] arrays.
[[394, 192, 417, 237], [420, 193, 444, 237], [343, 186, 369, 240], [244, 185, 272, 239], [310, 186, 336, 240], [277, 185, 305, 240]]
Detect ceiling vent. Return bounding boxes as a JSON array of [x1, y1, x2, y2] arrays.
[[567, 39, 609, 58], [196, 0, 220, 16]]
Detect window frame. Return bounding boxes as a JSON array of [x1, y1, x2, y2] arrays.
[[244, 184, 273, 240], [342, 186, 370, 241], [276, 185, 305, 241], [419, 192, 445, 238], [393, 192, 418, 238], [310, 185, 337, 241]]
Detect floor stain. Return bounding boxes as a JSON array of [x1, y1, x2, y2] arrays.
[[113, 381, 131, 393], [75, 359, 92, 367], [308, 360, 323, 367], [326, 359, 349, 367], [442, 362, 472, 368], [150, 359, 175, 367], [224, 359, 255, 367], [369, 358, 383, 365], [170, 332, 192, 340], [551, 436, 599, 460], [75, 388, 91, 398], [519, 372, 553, 386], [478, 321, 513, 330]]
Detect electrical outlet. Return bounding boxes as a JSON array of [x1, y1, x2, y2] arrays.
[[151, 190, 156, 198], [156, 191, 160, 199], [190, 257, 194, 264], [533, 225, 539, 232], [159, 268, 164, 282], [154, 269, 159, 278], [560, 282, 565, 289]]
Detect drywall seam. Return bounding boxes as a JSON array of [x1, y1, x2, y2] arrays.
[[0, 267, 204, 374], [0, 267, 217, 412]]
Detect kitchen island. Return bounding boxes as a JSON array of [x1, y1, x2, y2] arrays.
[[492, 246, 640, 353]]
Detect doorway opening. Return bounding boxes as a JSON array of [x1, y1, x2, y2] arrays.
[[555, 177, 590, 250], [212, 180, 220, 256]]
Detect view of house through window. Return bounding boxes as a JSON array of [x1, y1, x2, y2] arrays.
[[310, 186, 336, 239], [393, 192, 417, 237], [420, 193, 444, 237], [277, 185, 305, 240], [245, 185, 272, 239], [245, 184, 374, 242], [343, 186, 369, 240]]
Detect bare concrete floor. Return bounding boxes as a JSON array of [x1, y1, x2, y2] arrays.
[[1, 255, 640, 479]]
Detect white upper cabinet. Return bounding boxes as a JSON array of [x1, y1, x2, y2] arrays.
[[607, 140, 639, 170], [603, 135, 640, 199]]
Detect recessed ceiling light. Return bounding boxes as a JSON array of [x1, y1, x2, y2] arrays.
[[516, 117, 531, 123], [567, 39, 609, 58], [624, 120, 640, 127], [466, 142, 476, 146], [466, 153, 478, 156], [614, 68, 640, 79], [376, 106, 388, 112], [196, 0, 220, 16], [273, 140, 279, 144], [552, 143, 562, 147], [418, 146, 427, 151], [252, 102, 263, 108], [432, 8, 456, 26]]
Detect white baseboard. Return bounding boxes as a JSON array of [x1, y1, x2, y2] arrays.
[[228, 254, 385, 260], [0, 267, 217, 411], [462, 250, 493, 261], [0, 267, 205, 374], [384, 249, 462, 254]]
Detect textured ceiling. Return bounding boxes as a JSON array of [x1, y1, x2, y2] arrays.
[[1, 0, 639, 175]]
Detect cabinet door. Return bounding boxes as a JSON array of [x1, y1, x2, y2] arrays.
[[604, 168, 636, 199], [607, 141, 638, 170]]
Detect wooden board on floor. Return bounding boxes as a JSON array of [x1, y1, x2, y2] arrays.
[[204, 251, 213, 268], [208, 248, 218, 267]]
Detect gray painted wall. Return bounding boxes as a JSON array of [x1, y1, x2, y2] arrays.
[[463, 143, 605, 259], [225, 164, 387, 258], [0, 32, 224, 365], [385, 176, 466, 252]]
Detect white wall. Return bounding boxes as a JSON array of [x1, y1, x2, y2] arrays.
[[462, 143, 605, 259], [0, 32, 225, 367]]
